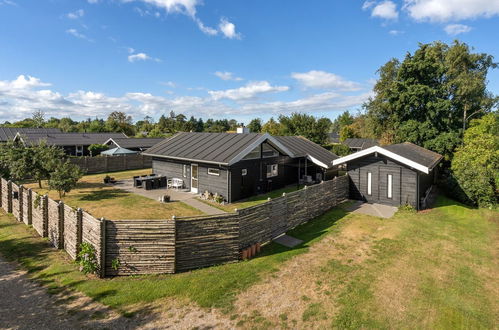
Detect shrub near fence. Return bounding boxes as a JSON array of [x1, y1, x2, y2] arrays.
[[69, 154, 152, 174], [0, 175, 349, 277]]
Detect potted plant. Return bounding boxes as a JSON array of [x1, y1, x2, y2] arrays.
[[161, 194, 171, 203], [103, 175, 111, 184]]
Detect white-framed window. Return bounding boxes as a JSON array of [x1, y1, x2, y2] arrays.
[[242, 169, 247, 176], [367, 172, 372, 196], [266, 164, 278, 178], [208, 168, 220, 176], [182, 164, 187, 177], [387, 174, 393, 199], [262, 143, 279, 158], [75, 145, 83, 157]]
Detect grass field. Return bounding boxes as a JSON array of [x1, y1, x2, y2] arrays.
[[197, 184, 304, 212], [24, 169, 202, 219], [0, 196, 497, 328]]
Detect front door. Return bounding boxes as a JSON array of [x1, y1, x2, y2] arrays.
[[359, 167, 378, 203], [191, 164, 198, 193]]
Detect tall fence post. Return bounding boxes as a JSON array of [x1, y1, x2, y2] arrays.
[[76, 208, 83, 255], [58, 201, 65, 249], [100, 217, 106, 278], [172, 216, 176, 274], [18, 185, 24, 223], [7, 180, 12, 214], [0, 178, 3, 208], [42, 195, 49, 237], [27, 189, 33, 225]]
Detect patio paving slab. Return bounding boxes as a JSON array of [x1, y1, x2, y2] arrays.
[[273, 234, 304, 248], [345, 200, 398, 218]]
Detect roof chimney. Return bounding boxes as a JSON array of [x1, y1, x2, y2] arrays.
[[237, 126, 250, 134]]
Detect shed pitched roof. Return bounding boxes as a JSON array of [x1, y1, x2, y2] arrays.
[[274, 136, 338, 169], [16, 132, 127, 146], [0, 127, 61, 142], [343, 138, 379, 150], [332, 142, 443, 174], [106, 137, 165, 149]]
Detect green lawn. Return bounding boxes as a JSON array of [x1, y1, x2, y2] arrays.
[[198, 184, 304, 213], [24, 169, 202, 219], [0, 196, 497, 328]]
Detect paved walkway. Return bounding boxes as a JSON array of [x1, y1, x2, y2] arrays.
[[345, 200, 398, 218], [117, 179, 225, 215]]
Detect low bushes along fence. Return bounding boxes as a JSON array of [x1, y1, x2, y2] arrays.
[[69, 154, 152, 174], [0, 175, 349, 277]]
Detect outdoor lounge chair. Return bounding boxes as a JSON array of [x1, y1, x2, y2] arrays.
[[170, 178, 183, 190], [143, 180, 153, 190], [152, 178, 160, 189], [133, 176, 140, 187], [160, 176, 167, 188]]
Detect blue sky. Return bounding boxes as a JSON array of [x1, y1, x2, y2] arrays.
[[1, 0, 499, 124]]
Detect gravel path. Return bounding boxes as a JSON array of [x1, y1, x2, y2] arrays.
[[0, 255, 232, 329]]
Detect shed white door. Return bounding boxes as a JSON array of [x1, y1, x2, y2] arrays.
[[191, 164, 198, 193]]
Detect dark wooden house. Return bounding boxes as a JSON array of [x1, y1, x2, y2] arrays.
[[104, 137, 165, 152], [333, 142, 442, 210], [14, 132, 127, 156], [143, 132, 339, 203]]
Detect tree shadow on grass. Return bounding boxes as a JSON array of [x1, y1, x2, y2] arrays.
[[79, 189, 129, 202]]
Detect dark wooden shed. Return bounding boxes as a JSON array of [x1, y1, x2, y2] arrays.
[[333, 142, 442, 210]]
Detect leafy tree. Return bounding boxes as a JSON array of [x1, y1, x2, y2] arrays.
[[106, 111, 135, 136], [450, 113, 498, 207], [88, 144, 109, 156], [247, 118, 262, 133], [331, 111, 354, 133], [48, 161, 84, 199], [365, 41, 498, 160], [330, 143, 351, 157], [147, 127, 167, 138], [278, 113, 332, 144], [32, 110, 45, 128], [339, 125, 358, 142], [31, 143, 66, 188], [261, 117, 282, 135]]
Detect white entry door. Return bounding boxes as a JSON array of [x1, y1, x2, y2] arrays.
[[191, 164, 199, 193]]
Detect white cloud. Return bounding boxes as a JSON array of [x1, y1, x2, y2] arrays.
[[0, 0, 17, 6], [362, 1, 376, 10], [291, 70, 361, 91], [66, 28, 93, 42], [128, 52, 155, 62], [88, 0, 99, 3], [129, 0, 241, 38], [209, 81, 289, 101], [389, 29, 404, 35], [160, 81, 177, 88], [371, 1, 399, 20], [404, 0, 499, 22], [0, 74, 371, 121], [219, 18, 241, 39], [214, 71, 243, 81], [67, 9, 84, 19], [444, 23, 472, 35]]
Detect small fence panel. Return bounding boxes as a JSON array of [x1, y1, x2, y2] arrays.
[[105, 220, 176, 276]]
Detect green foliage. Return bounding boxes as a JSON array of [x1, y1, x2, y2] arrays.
[[398, 203, 416, 213], [88, 144, 109, 156], [247, 118, 262, 133], [365, 41, 498, 160], [48, 161, 84, 198], [330, 144, 351, 157], [261, 117, 281, 135], [76, 242, 99, 275], [111, 258, 121, 271], [339, 125, 358, 142], [450, 113, 499, 206], [332, 110, 354, 133]]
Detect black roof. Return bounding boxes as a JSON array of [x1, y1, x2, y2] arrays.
[[144, 132, 339, 168], [327, 132, 340, 144], [384, 142, 443, 169], [0, 127, 61, 142], [17, 132, 127, 146], [144, 132, 263, 165], [108, 137, 165, 149], [343, 138, 379, 149], [274, 136, 338, 168]]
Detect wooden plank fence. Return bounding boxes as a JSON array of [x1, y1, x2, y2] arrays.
[[0, 174, 349, 276]]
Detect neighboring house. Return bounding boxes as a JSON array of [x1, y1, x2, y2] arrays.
[[14, 132, 127, 156], [342, 138, 379, 152], [143, 132, 339, 203], [0, 127, 61, 142], [104, 137, 165, 152], [327, 132, 340, 144], [332, 142, 443, 210]]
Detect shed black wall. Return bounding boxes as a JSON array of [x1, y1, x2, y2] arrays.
[[346, 154, 422, 209]]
